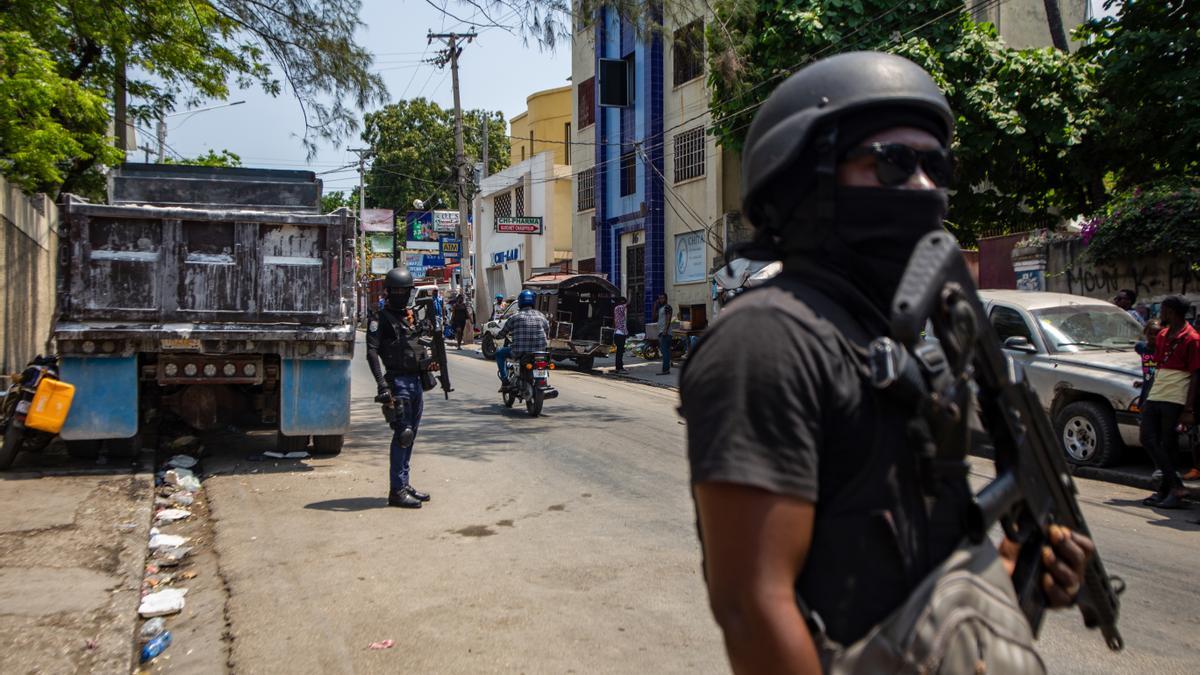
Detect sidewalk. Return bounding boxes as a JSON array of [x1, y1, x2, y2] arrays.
[[590, 353, 681, 390]]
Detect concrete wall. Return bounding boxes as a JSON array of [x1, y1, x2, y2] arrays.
[[1044, 240, 1200, 308], [974, 0, 1090, 50], [570, 21, 597, 268], [1, 174, 59, 378]]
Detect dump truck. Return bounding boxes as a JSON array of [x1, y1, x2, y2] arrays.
[[53, 164, 355, 456]]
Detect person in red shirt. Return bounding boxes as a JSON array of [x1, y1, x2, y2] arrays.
[[1140, 296, 1200, 509]]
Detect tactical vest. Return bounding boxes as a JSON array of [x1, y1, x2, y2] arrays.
[[378, 308, 430, 376]]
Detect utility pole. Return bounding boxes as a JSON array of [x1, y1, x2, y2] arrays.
[[156, 112, 166, 163], [428, 30, 477, 297], [1042, 0, 1070, 52], [114, 51, 128, 156], [349, 147, 371, 318]]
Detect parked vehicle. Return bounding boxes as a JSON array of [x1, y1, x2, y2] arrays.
[[54, 164, 355, 455], [0, 355, 68, 469], [500, 350, 558, 417], [480, 296, 516, 359], [482, 273, 621, 370], [978, 290, 1150, 467], [713, 258, 782, 308]]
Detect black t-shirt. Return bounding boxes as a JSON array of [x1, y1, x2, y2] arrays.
[[680, 275, 969, 645]]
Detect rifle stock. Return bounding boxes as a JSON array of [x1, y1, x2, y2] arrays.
[[891, 231, 1124, 652]]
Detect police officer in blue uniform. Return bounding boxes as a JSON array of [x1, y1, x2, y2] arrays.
[[366, 268, 433, 509]]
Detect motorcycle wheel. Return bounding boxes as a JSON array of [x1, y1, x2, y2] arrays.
[[481, 334, 497, 359], [526, 389, 544, 417], [502, 390, 516, 408], [0, 423, 22, 470]]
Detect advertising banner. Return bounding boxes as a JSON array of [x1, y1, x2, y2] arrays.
[[433, 210, 460, 233], [674, 231, 705, 284], [422, 254, 445, 268], [361, 208, 394, 233], [495, 216, 543, 235], [405, 211, 439, 251], [439, 237, 462, 261], [367, 233, 394, 254], [369, 256, 394, 275]]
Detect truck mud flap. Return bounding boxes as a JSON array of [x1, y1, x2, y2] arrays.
[[280, 359, 351, 436], [59, 356, 138, 440]]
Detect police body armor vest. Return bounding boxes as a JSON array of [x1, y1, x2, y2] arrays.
[[378, 308, 430, 375]]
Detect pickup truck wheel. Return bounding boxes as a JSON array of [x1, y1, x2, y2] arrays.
[[65, 439, 101, 460], [276, 432, 311, 453], [1056, 401, 1122, 467], [575, 357, 594, 371], [481, 334, 497, 359], [312, 435, 344, 456]]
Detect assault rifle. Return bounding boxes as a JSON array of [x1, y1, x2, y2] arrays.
[[886, 231, 1124, 651], [413, 297, 453, 399]]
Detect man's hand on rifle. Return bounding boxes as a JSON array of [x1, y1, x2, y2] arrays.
[[375, 387, 394, 406], [999, 525, 1096, 608]]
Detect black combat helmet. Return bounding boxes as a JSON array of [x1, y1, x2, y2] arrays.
[[384, 268, 415, 290], [741, 51, 954, 238]]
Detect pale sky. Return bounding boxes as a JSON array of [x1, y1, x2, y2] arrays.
[[165, 0, 1119, 195], [165, 1, 573, 194]]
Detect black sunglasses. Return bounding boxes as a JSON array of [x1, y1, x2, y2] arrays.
[[843, 143, 954, 188]]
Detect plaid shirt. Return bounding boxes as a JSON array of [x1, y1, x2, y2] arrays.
[[498, 308, 550, 354]]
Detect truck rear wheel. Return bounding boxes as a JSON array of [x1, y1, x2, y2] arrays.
[[1055, 401, 1122, 467], [276, 432, 311, 453], [575, 356, 594, 371], [312, 435, 344, 456]]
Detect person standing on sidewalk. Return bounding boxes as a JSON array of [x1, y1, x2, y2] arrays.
[[612, 296, 629, 373], [1140, 296, 1200, 509], [654, 293, 673, 376], [451, 295, 469, 350]]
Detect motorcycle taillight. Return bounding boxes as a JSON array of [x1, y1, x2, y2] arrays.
[[535, 361, 548, 369]]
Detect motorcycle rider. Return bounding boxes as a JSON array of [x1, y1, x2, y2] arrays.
[[366, 268, 433, 509], [679, 51, 1093, 671], [495, 289, 549, 391]]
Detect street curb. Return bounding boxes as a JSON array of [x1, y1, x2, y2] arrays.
[[1072, 466, 1155, 491], [594, 370, 679, 392]]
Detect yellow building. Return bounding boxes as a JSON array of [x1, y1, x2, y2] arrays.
[[509, 85, 574, 166]]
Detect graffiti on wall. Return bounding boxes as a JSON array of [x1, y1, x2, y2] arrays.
[[1058, 259, 1200, 300]]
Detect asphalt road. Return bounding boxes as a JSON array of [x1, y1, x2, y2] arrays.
[[196, 337, 1199, 674]]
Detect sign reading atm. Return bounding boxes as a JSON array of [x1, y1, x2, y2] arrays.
[[495, 216, 543, 235]]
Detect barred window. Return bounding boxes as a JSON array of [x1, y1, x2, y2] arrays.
[[578, 77, 596, 128], [514, 185, 525, 216], [494, 191, 512, 218], [620, 148, 637, 196], [673, 20, 705, 87], [673, 126, 705, 183], [577, 167, 596, 211]]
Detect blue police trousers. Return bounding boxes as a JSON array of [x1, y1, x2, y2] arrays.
[[388, 374, 424, 492]]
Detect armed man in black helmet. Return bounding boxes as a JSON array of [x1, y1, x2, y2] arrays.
[[367, 268, 436, 509], [679, 52, 1096, 672]]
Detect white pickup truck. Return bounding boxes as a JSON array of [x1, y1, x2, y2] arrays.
[[979, 290, 1148, 467]]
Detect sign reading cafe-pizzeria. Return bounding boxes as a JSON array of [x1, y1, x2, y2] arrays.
[[495, 216, 543, 235]]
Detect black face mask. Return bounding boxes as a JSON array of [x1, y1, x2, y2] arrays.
[[824, 187, 949, 314], [386, 290, 410, 311]]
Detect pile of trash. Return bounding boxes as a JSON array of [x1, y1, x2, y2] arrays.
[[136, 437, 205, 665]]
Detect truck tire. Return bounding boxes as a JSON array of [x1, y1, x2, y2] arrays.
[[575, 356, 594, 371], [481, 333, 497, 359], [1055, 401, 1122, 467], [276, 432, 311, 453], [0, 424, 22, 470], [65, 439, 101, 460], [312, 435, 344, 456]]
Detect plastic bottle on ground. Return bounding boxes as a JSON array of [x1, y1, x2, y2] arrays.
[[139, 617, 166, 642], [140, 631, 172, 662]]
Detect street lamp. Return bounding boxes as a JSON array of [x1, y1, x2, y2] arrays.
[[154, 100, 246, 162]]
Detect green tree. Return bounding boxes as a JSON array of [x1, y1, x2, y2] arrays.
[[1077, 0, 1200, 188], [0, 0, 386, 193], [162, 149, 242, 168], [361, 98, 509, 215], [0, 31, 122, 194], [320, 190, 358, 214], [706, 2, 1099, 242]]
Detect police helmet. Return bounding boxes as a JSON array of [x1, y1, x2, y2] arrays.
[[741, 51, 953, 235], [384, 268, 414, 290], [517, 290, 536, 309]]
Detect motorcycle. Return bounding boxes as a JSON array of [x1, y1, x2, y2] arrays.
[[500, 350, 559, 417], [1, 355, 65, 470]]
